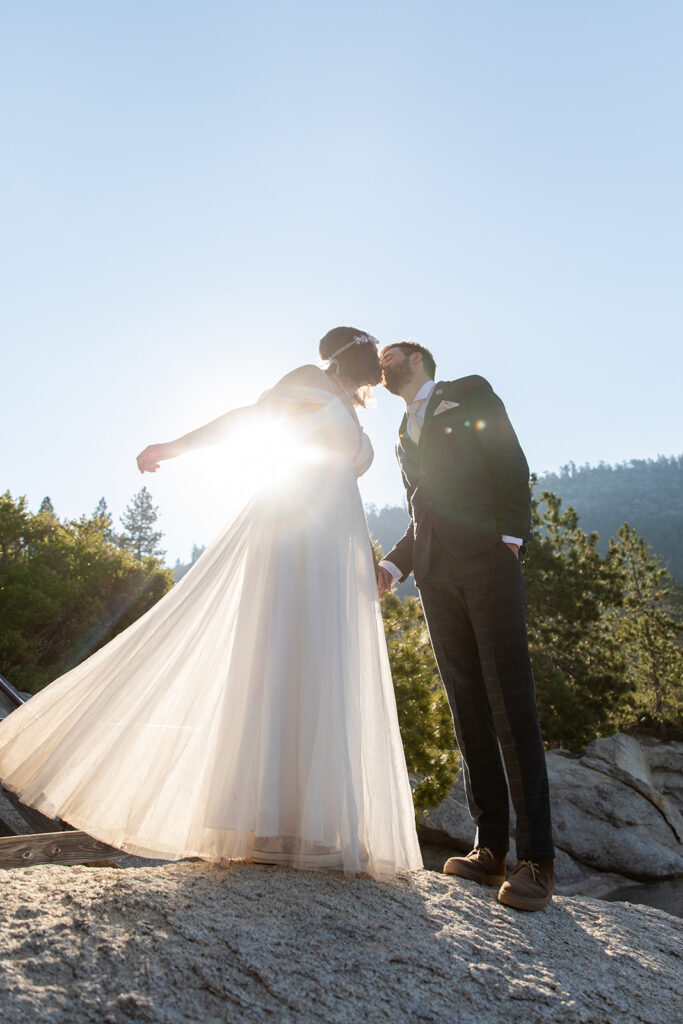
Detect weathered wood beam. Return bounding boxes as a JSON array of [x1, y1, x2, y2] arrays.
[[0, 786, 66, 835], [0, 817, 18, 838], [0, 830, 124, 870], [0, 674, 25, 714]]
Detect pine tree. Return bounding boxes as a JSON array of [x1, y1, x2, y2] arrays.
[[0, 490, 172, 692], [119, 487, 165, 562], [381, 591, 458, 812], [524, 490, 630, 751], [173, 543, 206, 582], [93, 497, 117, 544], [38, 496, 55, 515], [608, 524, 683, 733]]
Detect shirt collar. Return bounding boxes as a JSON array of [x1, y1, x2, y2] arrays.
[[408, 379, 437, 407]]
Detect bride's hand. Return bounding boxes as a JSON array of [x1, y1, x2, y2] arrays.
[[137, 444, 168, 474], [376, 564, 394, 599]]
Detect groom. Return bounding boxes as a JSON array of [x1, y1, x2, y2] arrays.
[[376, 341, 555, 911]]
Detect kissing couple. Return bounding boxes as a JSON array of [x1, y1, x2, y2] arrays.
[[0, 326, 554, 911]]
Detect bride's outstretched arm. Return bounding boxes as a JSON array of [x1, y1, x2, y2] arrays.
[[136, 364, 325, 473], [136, 403, 260, 474]]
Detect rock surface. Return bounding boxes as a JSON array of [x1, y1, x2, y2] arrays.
[[0, 860, 680, 1024], [641, 739, 683, 812], [581, 734, 683, 843], [546, 752, 683, 879], [583, 733, 656, 788], [418, 735, 683, 883]]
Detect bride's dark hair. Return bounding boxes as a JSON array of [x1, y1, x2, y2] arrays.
[[318, 326, 380, 408]]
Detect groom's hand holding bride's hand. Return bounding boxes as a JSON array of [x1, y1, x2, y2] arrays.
[[375, 564, 395, 599]]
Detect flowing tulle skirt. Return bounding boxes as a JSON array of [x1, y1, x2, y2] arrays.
[[0, 454, 422, 877]]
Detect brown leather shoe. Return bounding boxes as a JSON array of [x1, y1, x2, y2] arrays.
[[443, 847, 507, 886], [497, 858, 554, 911]]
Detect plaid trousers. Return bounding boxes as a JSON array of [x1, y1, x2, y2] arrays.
[[418, 534, 554, 861]]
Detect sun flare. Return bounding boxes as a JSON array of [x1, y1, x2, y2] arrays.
[[226, 413, 323, 495]]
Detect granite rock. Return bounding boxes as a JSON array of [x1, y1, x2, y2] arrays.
[[640, 739, 683, 812], [0, 860, 680, 1024], [418, 736, 683, 882]]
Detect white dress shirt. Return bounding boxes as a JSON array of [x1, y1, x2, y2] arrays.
[[406, 379, 437, 444], [379, 380, 523, 581]]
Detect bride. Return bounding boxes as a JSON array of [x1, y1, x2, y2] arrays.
[[0, 327, 422, 878]]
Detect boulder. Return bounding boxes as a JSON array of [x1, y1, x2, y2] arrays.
[[419, 735, 683, 882], [641, 738, 683, 773], [640, 739, 683, 812], [417, 771, 473, 851], [582, 733, 654, 787], [546, 751, 683, 880], [580, 734, 683, 845], [0, 860, 680, 1024], [416, 757, 621, 888]]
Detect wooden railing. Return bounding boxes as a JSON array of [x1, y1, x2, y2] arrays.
[[0, 674, 124, 869], [0, 673, 25, 715]]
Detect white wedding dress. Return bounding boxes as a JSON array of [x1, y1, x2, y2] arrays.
[[0, 370, 423, 877]]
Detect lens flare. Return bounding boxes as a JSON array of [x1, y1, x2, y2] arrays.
[[227, 413, 324, 495]]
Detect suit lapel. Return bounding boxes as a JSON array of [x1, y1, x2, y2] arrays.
[[398, 411, 414, 451]]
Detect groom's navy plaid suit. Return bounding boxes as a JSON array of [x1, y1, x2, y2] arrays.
[[385, 375, 554, 860]]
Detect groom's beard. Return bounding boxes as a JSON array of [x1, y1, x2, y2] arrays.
[[382, 363, 412, 395]]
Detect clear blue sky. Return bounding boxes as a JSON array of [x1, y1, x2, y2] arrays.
[[2, 1, 681, 563]]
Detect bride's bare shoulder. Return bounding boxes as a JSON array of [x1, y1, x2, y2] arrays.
[[271, 364, 328, 390]]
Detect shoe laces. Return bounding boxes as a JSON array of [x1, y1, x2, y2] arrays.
[[517, 859, 540, 881], [468, 847, 494, 861]]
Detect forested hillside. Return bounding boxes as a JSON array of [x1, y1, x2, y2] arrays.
[[536, 455, 683, 581], [367, 454, 683, 584], [370, 483, 683, 745]]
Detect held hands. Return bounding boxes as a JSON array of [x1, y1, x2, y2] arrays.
[[375, 545, 517, 599], [371, 543, 395, 599], [375, 564, 395, 599]]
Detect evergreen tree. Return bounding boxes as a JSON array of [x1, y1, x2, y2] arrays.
[[608, 524, 683, 734], [524, 490, 630, 751], [92, 496, 117, 544], [119, 487, 165, 562], [0, 491, 172, 692], [536, 454, 683, 580], [380, 591, 458, 812], [38, 496, 55, 515], [173, 543, 206, 582]]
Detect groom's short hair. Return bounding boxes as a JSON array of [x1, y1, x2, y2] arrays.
[[381, 341, 436, 380]]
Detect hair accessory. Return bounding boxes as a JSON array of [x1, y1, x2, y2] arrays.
[[325, 334, 378, 373]]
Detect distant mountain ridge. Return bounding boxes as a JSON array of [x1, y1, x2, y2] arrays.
[[367, 453, 683, 583], [536, 454, 683, 580]]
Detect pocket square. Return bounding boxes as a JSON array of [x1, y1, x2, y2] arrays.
[[434, 400, 460, 415]]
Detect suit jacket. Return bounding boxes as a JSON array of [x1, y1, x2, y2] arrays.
[[384, 375, 533, 582]]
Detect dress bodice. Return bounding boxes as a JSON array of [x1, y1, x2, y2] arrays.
[[261, 373, 375, 479], [351, 427, 374, 478]]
